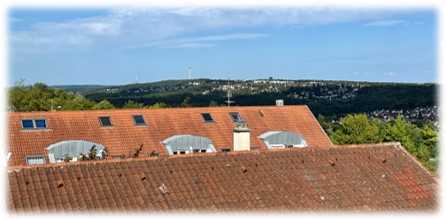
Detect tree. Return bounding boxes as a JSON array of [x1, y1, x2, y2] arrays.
[[92, 100, 115, 110], [328, 114, 438, 172], [181, 97, 191, 107], [209, 100, 219, 107], [9, 82, 97, 111], [147, 102, 169, 109], [123, 100, 144, 109], [63, 95, 96, 110], [330, 114, 382, 144]]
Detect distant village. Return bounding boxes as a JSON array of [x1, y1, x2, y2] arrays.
[[367, 106, 438, 126], [95, 78, 437, 125]]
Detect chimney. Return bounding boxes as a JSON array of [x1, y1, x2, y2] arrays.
[[276, 99, 284, 106], [233, 122, 251, 151]]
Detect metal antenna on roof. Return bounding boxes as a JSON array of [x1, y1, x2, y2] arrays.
[[225, 79, 234, 107]]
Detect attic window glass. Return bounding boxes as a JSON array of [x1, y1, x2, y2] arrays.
[[34, 119, 47, 128], [21, 120, 34, 129], [229, 112, 243, 123], [21, 119, 46, 129], [133, 115, 146, 125], [99, 116, 112, 127], [201, 113, 214, 122], [26, 155, 45, 165]]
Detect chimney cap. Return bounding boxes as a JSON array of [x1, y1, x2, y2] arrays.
[[233, 122, 250, 132]]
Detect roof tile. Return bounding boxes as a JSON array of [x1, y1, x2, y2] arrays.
[[8, 143, 437, 212], [9, 105, 332, 166]]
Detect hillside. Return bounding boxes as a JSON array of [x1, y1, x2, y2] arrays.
[[55, 79, 436, 121]]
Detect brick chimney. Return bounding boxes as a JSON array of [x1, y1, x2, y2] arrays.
[[233, 122, 251, 151]]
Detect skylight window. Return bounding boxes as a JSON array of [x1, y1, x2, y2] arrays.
[[99, 116, 112, 127], [25, 155, 45, 165], [21, 119, 47, 129], [21, 120, 34, 129], [133, 115, 146, 125], [201, 113, 214, 122], [34, 119, 47, 128], [229, 112, 243, 123]]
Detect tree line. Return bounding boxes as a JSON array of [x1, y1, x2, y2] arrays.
[[319, 114, 438, 172], [9, 82, 169, 111]]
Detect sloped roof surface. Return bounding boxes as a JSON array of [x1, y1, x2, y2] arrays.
[[7, 143, 436, 212], [8, 105, 332, 166]]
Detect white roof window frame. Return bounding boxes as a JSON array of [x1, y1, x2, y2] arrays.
[[162, 134, 216, 155], [25, 155, 46, 165], [47, 140, 107, 163], [258, 131, 307, 149], [21, 118, 48, 130]]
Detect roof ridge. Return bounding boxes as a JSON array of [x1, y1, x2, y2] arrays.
[[9, 105, 309, 114], [7, 143, 400, 171], [332, 142, 401, 149]]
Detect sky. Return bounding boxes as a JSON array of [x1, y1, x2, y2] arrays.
[[8, 7, 437, 85]]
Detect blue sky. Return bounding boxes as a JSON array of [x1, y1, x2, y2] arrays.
[[8, 8, 437, 85]]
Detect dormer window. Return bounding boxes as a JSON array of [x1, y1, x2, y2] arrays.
[[162, 135, 216, 155], [99, 116, 112, 127], [21, 119, 47, 129], [25, 155, 45, 165], [259, 131, 307, 149]]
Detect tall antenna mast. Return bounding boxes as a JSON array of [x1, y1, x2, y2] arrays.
[[188, 67, 192, 80], [225, 79, 235, 107]]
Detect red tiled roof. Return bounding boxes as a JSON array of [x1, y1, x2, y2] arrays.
[[8, 105, 332, 166], [7, 143, 436, 212]]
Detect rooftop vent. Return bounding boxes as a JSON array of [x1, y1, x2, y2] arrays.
[[158, 183, 169, 194]]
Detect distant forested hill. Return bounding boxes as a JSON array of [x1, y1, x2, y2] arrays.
[[59, 79, 435, 118]]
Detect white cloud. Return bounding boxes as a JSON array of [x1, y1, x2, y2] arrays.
[[128, 32, 269, 49], [162, 43, 215, 49], [384, 71, 396, 76], [9, 8, 410, 52], [364, 19, 406, 27]]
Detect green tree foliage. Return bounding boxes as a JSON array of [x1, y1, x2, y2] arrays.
[[331, 114, 383, 144], [122, 100, 144, 109], [9, 82, 95, 111], [147, 102, 169, 109], [92, 100, 115, 110], [328, 114, 438, 172], [181, 97, 191, 107], [209, 100, 219, 107]]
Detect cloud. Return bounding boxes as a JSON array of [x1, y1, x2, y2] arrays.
[[384, 71, 396, 76], [128, 32, 269, 49], [162, 43, 215, 49], [364, 19, 406, 27], [10, 8, 409, 52]]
